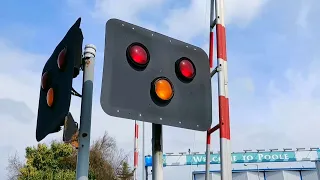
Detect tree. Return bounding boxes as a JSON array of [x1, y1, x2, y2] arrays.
[[7, 132, 134, 180], [117, 162, 134, 180], [7, 153, 23, 180]]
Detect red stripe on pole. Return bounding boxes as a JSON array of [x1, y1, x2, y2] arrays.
[[219, 96, 230, 139], [134, 151, 138, 167], [134, 122, 139, 169], [216, 24, 227, 61], [135, 123, 139, 138], [206, 132, 211, 144], [209, 32, 214, 68]]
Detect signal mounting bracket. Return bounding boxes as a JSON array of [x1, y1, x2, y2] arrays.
[[71, 87, 82, 97], [210, 66, 222, 77], [71, 56, 90, 98]]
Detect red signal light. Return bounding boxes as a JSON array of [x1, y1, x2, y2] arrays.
[[179, 59, 195, 78], [129, 45, 148, 64], [57, 48, 67, 71], [41, 72, 50, 90], [127, 43, 149, 69], [175, 58, 196, 82]]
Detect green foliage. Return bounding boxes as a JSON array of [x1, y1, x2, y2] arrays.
[[7, 132, 134, 180], [24, 142, 74, 171], [118, 162, 134, 180], [18, 169, 75, 180], [17, 141, 76, 180]]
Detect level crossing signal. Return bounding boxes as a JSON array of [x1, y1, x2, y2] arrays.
[[36, 18, 84, 141], [100, 19, 212, 131]]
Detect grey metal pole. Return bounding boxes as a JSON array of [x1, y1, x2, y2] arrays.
[[210, 0, 215, 29], [142, 121, 145, 180], [145, 166, 148, 180], [206, 1, 216, 179], [315, 160, 320, 180], [152, 124, 163, 180], [76, 44, 96, 180], [256, 164, 260, 180]]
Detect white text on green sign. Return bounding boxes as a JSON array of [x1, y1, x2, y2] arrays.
[[186, 152, 296, 165]]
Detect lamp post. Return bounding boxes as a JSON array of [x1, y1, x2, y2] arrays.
[[244, 164, 260, 180]]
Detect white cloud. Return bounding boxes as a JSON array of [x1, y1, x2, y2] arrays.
[[162, 0, 268, 42], [295, 0, 319, 30], [91, 0, 164, 24], [295, 0, 317, 37], [265, 61, 320, 146], [0, 40, 44, 178], [225, 0, 268, 26], [85, 0, 269, 43], [296, 4, 310, 29], [0, 39, 46, 75], [162, 0, 210, 42]]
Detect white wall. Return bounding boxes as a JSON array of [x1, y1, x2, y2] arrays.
[[232, 172, 248, 180], [212, 172, 221, 179], [283, 171, 300, 180], [193, 173, 207, 180], [301, 170, 318, 180], [263, 171, 283, 180], [247, 171, 264, 180]]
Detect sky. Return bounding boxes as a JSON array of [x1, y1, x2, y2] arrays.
[[1, 0, 320, 179]]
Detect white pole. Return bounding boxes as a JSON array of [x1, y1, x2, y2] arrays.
[[142, 121, 145, 180]]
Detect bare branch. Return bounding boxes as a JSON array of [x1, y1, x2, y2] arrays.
[[6, 152, 23, 180]]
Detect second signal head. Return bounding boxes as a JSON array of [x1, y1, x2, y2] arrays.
[[126, 42, 150, 70]]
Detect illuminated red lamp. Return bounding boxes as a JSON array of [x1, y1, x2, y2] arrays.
[[57, 48, 67, 71], [175, 58, 196, 82], [126, 43, 150, 69]]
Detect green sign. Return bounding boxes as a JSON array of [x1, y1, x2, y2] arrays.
[[186, 152, 296, 165], [317, 149, 320, 160]]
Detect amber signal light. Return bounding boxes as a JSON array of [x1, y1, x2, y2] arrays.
[[46, 88, 54, 107], [150, 77, 174, 105]]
